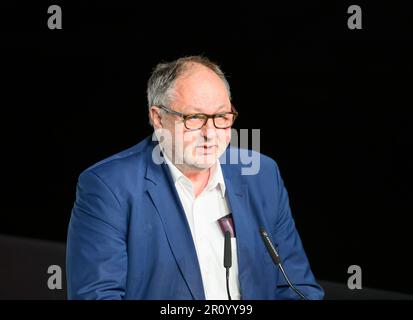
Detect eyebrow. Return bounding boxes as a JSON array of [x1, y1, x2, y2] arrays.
[[189, 104, 227, 113]]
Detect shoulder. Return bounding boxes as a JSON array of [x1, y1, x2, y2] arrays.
[[78, 136, 153, 183], [221, 146, 280, 173], [220, 147, 282, 184]]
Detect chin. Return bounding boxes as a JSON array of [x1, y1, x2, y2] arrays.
[[186, 156, 217, 170]]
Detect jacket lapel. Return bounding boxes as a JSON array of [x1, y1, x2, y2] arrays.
[[222, 160, 258, 300], [145, 145, 205, 300]]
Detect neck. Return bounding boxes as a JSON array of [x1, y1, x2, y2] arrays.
[[178, 164, 211, 198], [181, 166, 210, 181]]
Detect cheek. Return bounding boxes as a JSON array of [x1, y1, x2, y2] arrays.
[[171, 123, 185, 140], [220, 128, 232, 144], [161, 120, 176, 138], [182, 131, 199, 147]]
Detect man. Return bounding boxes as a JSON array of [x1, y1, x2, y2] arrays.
[[66, 56, 324, 300]]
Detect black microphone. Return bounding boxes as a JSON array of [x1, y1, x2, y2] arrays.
[[223, 230, 232, 300], [259, 227, 309, 300]]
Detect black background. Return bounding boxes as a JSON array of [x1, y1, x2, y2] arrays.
[[1, 1, 412, 294]]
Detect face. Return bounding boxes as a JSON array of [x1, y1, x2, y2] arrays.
[[151, 64, 232, 173]]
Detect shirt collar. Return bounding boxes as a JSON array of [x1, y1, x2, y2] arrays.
[[163, 153, 226, 198]]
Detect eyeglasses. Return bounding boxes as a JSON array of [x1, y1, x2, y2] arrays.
[[157, 105, 238, 131]]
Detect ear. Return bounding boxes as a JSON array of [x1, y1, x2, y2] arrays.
[[150, 106, 163, 129]]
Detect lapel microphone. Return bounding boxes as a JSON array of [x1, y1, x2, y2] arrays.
[[218, 214, 235, 300], [224, 230, 232, 300], [259, 227, 309, 300]]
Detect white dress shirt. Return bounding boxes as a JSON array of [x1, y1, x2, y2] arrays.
[[163, 154, 241, 300]]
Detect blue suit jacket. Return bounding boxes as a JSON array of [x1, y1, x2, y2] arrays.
[[67, 136, 324, 300]]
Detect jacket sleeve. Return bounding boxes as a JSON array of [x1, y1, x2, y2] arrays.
[[270, 161, 324, 300], [66, 170, 128, 300]]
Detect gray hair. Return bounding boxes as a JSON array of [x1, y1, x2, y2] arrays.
[[147, 56, 231, 126]]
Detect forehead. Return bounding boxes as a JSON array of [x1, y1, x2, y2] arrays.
[[172, 65, 230, 113]]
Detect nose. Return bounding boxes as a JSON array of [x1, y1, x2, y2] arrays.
[[200, 118, 217, 139]]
